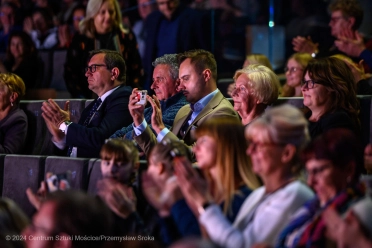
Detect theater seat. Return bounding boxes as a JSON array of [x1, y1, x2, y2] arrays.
[[2, 155, 46, 217], [87, 158, 102, 195], [44, 156, 90, 190]]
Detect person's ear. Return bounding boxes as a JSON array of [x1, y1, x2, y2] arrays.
[[347, 16, 356, 30], [281, 144, 296, 164], [203, 69, 211, 82], [10, 92, 18, 105], [111, 67, 120, 81]]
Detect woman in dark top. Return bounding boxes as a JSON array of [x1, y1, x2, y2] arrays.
[[1, 31, 43, 90], [301, 57, 360, 139], [0, 73, 27, 154], [64, 0, 143, 98]]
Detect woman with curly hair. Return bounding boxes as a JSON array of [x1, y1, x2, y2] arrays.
[[301, 56, 360, 139]]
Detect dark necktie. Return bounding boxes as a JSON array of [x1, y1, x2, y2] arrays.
[[68, 98, 102, 156], [83, 98, 102, 126]]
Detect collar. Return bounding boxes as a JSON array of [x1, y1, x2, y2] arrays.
[[100, 85, 120, 102], [191, 89, 219, 113]]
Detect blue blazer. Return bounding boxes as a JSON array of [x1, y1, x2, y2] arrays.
[[66, 85, 132, 158]]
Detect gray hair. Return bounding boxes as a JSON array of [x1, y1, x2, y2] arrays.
[[234, 64, 279, 106], [245, 104, 310, 172], [152, 54, 179, 80]]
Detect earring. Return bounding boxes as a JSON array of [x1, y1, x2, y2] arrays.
[[11, 102, 13, 107]]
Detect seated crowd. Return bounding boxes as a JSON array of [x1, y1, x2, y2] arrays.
[[0, 0, 371, 247]]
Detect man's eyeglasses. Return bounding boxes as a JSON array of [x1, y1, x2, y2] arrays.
[[305, 164, 332, 178], [301, 79, 317, 89], [85, 64, 107, 73], [284, 67, 303, 74]]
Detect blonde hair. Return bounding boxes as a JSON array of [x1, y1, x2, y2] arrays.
[[79, 0, 128, 38], [195, 117, 261, 215], [331, 54, 365, 79], [246, 104, 310, 173], [244, 54, 273, 70], [0, 73, 25, 104], [234, 64, 279, 106], [289, 52, 313, 70]]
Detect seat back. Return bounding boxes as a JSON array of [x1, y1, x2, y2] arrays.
[[2, 155, 46, 217]]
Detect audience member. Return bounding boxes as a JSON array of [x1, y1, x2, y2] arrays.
[[292, 0, 363, 58], [0, 198, 29, 248], [110, 54, 188, 144], [26, 8, 58, 49], [323, 196, 372, 248], [22, 190, 113, 248], [96, 139, 147, 236], [146, 118, 262, 244], [231, 64, 279, 126], [331, 53, 372, 95], [334, 30, 372, 70], [301, 57, 360, 139], [276, 128, 365, 247], [285, 0, 331, 59], [58, 4, 86, 48], [142, 0, 210, 91], [132, 0, 156, 61], [174, 104, 314, 248], [41, 49, 132, 158], [0, 30, 43, 90], [227, 53, 273, 97], [64, 0, 143, 98], [131, 49, 238, 157], [281, 53, 312, 97], [0, 73, 27, 154], [0, 2, 22, 52]]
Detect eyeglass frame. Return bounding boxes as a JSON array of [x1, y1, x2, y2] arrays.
[[301, 79, 319, 89], [284, 67, 303, 74], [247, 139, 286, 153], [304, 164, 332, 179], [84, 64, 108, 73]]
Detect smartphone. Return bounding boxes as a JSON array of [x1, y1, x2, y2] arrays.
[[46, 171, 72, 192], [135, 90, 147, 105]]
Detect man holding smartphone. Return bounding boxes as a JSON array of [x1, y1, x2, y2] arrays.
[[130, 49, 239, 157], [41, 49, 132, 158]]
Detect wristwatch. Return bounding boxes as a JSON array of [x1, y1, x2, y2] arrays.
[[59, 121, 72, 133]]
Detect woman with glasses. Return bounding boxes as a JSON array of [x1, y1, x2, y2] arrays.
[[174, 104, 314, 248], [64, 0, 143, 98], [301, 57, 359, 139], [231, 64, 280, 126], [281, 53, 312, 97], [276, 128, 365, 248]]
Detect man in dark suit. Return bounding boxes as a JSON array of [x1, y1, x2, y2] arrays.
[[42, 49, 132, 158], [130, 49, 239, 157], [142, 0, 211, 91]]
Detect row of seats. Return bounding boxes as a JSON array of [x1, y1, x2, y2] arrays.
[[19, 96, 372, 156], [0, 153, 147, 218]]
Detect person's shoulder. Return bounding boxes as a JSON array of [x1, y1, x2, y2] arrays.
[[110, 85, 132, 97]]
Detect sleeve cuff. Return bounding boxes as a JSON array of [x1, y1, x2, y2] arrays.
[[157, 128, 170, 142], [133, 119, 148, 136]]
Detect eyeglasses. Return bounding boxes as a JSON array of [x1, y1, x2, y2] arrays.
[[84, 64, 107, 73], [247, 140, 285, 152], [73, 16, 84, 21], [305, 164, 332, 178], [301, 79, 317, 89], [284, 67, 303, 74], [232, 85, 249, 95]]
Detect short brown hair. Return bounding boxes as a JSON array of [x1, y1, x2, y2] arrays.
[[178, 49, 217, 81]]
